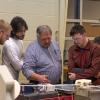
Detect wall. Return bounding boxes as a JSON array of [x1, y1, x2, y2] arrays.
[[0, 0, 59, 39], [0, 0, 59, 60], [0, 0, 59, 83]]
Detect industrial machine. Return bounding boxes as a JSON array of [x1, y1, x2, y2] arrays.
[[74, 79, 100, 100], [0, 65, 20, 100], [16, 79, 100, 100]]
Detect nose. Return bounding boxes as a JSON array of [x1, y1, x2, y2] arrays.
[[6, 34, 10, 40], [73, 38, 78, 43], [45, 39, 49, 43], [74, 40, 77, 43]]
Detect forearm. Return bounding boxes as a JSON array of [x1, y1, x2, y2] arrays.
[[75, 67, 98, 79], [9, 55, 23, 71], [29, 72, 41, 81], [3, 45, 23, 71], [29, 72, 50, 83]]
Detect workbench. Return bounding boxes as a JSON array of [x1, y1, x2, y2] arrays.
[[16, 84, 74, 100], [74, 85, 100, 100], [16, 92, 73, 100]]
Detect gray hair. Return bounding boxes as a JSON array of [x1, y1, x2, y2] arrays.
[[36, 25, 52, 37]]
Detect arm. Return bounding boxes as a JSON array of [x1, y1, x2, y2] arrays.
[[29, 72, 50, 83], [76, 46, 100, 79], [2, 44, 23, 71], [68, 48, 75, 72], [67, 48, 77, 80]]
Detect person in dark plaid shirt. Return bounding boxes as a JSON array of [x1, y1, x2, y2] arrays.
[[67, 24, 100, 85]]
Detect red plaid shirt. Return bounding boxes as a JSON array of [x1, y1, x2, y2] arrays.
[[68, 41, 100, 85]]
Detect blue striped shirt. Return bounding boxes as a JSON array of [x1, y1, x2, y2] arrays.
[[22, 40, 61, 84]]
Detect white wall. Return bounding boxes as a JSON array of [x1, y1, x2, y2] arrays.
[[0, 0, 59, 63], [0, 0, 59, 49], [0, 0, 60, 82]]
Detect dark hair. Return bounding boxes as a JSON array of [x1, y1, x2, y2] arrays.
[[10, 16, 28, 38], [94, 36, 100, 45], [70, 24, 86, 36], [36, 25, 52, 37]]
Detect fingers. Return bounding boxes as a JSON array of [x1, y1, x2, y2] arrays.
[[42, 75, 50, 83], [68, 73, 76, 80], [42, 79, 50, 83]]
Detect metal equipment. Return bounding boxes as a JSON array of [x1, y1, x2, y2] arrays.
[[0, 65, 20, 100]]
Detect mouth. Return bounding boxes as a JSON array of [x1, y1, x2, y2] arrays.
[[20, 35, 24, 39]]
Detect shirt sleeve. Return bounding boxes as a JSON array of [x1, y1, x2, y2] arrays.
[[68, 48, 76, 72], [76, 45, 100, 79], [22, 45, 36, 78], [2, 44, 23, 71]]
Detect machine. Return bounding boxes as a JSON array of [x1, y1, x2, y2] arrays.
[[0, 65, 20, 100]]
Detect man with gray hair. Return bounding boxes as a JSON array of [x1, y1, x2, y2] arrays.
[[22, 25, 61, 84]]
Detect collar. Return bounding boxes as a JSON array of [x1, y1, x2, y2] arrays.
[[75, 40, 92, 51]]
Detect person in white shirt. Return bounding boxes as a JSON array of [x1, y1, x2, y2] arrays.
[[2, 16, 28, 80]]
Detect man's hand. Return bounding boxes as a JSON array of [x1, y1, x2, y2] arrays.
[[31, 73, 50, 83], [68, 73, 76, 80], [38, 74, 50, 83]]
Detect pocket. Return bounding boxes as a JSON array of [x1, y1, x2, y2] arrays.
[[54, 49, 61, 61]]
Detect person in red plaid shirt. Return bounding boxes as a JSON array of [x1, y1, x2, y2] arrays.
[[67, 24, 100, 85]]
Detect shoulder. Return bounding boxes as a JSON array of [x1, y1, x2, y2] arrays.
[[93, 43, 100, 52], [89, 41, 100, 51], [88, 41, 100, 57], [51, 40, 60, 48], [27, 40, 38, 49], [3, 38, 14, 47], [26, 40, 40, 53]]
